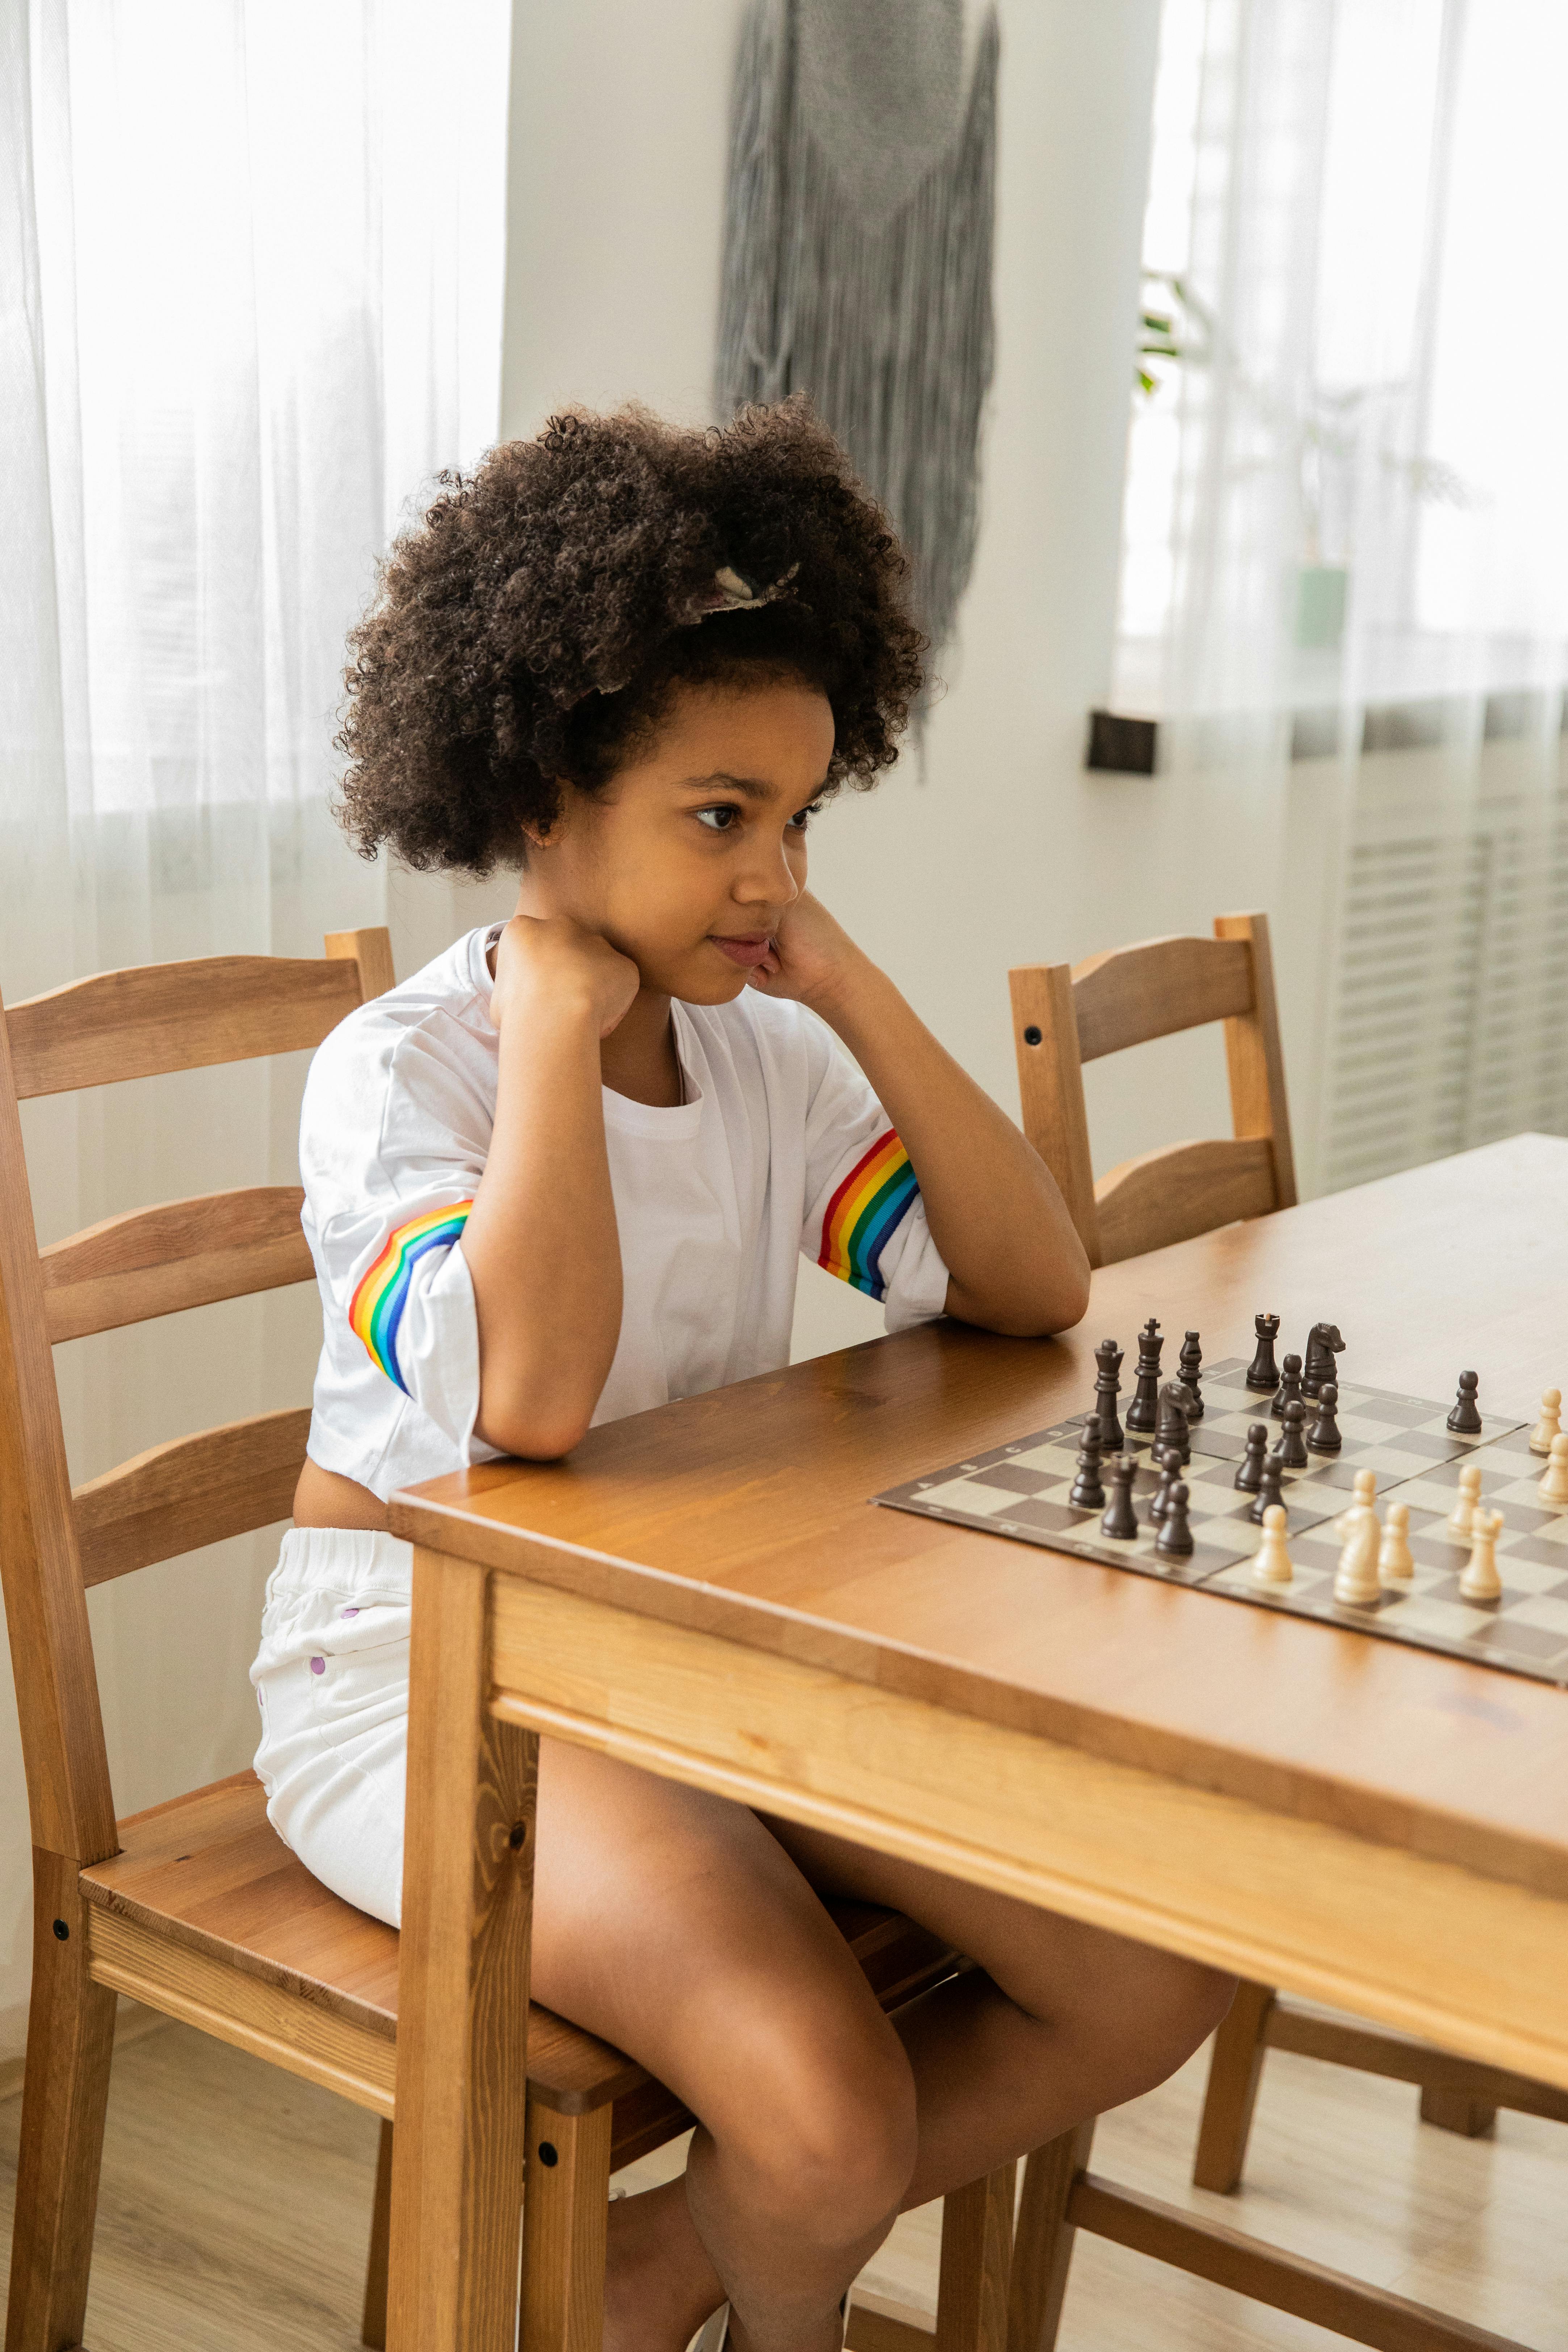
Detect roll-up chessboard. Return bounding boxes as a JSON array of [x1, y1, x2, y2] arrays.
[[872, 1358, 1568, 1686]]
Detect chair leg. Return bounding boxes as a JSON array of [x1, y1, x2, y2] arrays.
[[520, 2095, 613, 2352], [361, 2117, 394, 2349], [1005, 2121, 1094, 2352], [1418, 2084, 1498, 2138], [934, 2162, 1014, 2352], [5, 1852, 117, 2352], [1192, 1980, 1275, 2193]]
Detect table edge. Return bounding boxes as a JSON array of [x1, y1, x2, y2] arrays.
[[390, 1490, 1568, 1907]]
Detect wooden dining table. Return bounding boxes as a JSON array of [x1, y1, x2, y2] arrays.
[[381, 1132, 1568, 2350]]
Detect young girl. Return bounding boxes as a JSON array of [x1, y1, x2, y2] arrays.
[[252, 401, 1232, 2352]]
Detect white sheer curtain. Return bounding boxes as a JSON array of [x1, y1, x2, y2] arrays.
[[0, 0, 511, 2045], [1116, 0, 1568, 1195]]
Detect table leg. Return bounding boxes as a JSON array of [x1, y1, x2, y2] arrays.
[[389, 1546, 538, 2352]]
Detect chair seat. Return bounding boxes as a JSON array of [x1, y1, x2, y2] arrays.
[[79, 1770, 956, 2134]]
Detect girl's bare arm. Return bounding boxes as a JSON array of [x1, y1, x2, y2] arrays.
[[460, 915, 639, 1457], [751, 896, 1091, 1338]]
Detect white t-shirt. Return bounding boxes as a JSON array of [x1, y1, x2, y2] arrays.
[[299, 925, 950, 1500]]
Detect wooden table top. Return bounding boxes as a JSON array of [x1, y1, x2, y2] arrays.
[[394, 1133, 1568, 1906]]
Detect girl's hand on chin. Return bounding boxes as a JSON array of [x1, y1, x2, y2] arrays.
[[746, 890, 869, 1015], [490, 912, 641, 1039]]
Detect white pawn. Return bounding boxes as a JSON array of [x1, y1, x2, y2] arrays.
[[1333, 1468, 1382, 1606], [1539, 1432, 1568, 1508], [1446, 1460, 1483, 1539], [1252, 1502, 1293, 1587], [1529, 1387, 1561, 1456], [1378, 1499, 1414, 1585], [1459, 1506, 1505, 1602]]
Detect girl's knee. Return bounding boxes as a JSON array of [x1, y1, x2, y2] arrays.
[[719, 2007, 918, 2243], [1113, 1955, 1237, 2095], [998, 1929, 1237, 2104], [1161, 1957, 1237, 2047]]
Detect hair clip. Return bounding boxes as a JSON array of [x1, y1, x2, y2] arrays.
[[581, 561, 803, 703], [681, 561, 799, 622]]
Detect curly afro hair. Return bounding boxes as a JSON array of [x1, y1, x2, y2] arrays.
[[335, 397, 926, 876]]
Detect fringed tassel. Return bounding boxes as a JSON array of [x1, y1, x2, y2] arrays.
[[716, 0, 999, 661]]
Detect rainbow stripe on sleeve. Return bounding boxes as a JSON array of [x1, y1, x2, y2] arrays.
[[348, 1200, 474, 1394], [817, 1130, 919, 1301]]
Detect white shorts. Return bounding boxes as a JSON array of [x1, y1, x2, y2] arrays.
[[250, 1527, 412, 1927]]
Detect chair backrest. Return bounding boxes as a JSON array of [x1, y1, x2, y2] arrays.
[[1008, 910, 1296, 1270], [0, 927, 394, 1869]]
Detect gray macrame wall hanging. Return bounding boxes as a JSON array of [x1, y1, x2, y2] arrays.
[[716, 0, 999, 662]]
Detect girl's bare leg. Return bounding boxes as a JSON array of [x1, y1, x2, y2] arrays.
[[528, 1743, 1234, 2352], [763, 1816, 1236, 2209], [528, 1742, 917, 2352]]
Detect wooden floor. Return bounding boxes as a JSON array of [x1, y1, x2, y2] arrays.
[[1, 2010, 1564, 2350]]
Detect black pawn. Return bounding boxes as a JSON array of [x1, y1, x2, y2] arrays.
[[1069, 1415, 1106, 1510], [1179, 1330, 1204, 1420], [1271, 1352, 1304, 1420], [1156, 1382, 1192, 1464], [1125, 1318, 1163, 1434], [1447, 1370, 1483, 1436], [1278, 1397, 1310, 1470], [1093, 1338, 1125, 1452], [1148, 1445, 1181, 1525], [1099, 1455, 1139, 1540], [1234, 1421, 1269, 1493], [1249, 1448, 1285, 1526], [1307, 1380, 1342, 1454], [1155, 1481, 1194, 1558], [1246, 1312, 1282, 1392]]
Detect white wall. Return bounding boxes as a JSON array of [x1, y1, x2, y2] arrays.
[[500, 0, 1335, 1359]]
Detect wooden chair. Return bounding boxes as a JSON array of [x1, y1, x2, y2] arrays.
[[1008, 910, 1296, 1268], [1194, 1978, 1568, 2191], [996, 2114, 1541, 2352], [0, 934, 1019, 2352]]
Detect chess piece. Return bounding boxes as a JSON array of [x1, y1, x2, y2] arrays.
[[1234, 1422, 1269, 1494], [1125, 1319, 1163, 1434], [1377, 1499, 1414, 1585], [1246, 1312, 1282, 1392], [1278, 1397, 1310, 1470], [1332, 1468, 1381, 1605], [1100, 1455, 1140, 1539], [1446, 1460, 1484, 1538], [1154, 1481, 1194, 1557], [1252, 1503, 1293, 1586], [1458, 1506, 1504, 1602], [1306, 1380, 1342, 1454], [1529, 1386, 1562, 1457], [1271, 1353, 1304, 1420], [1156, 1383, 1192, 1464], [1093, 1339, 1125, 1453], [1179, 1330, 1204, 1420], [1446, 1369, 1483, 1436], [1539, 1433, 1568, 1508], [1147, 1445, 1181, 1525], [1303, 1321, 1345, 1400], [1068, 1415, 1106, 1510], [1248, 1447, 1286, 1526]]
